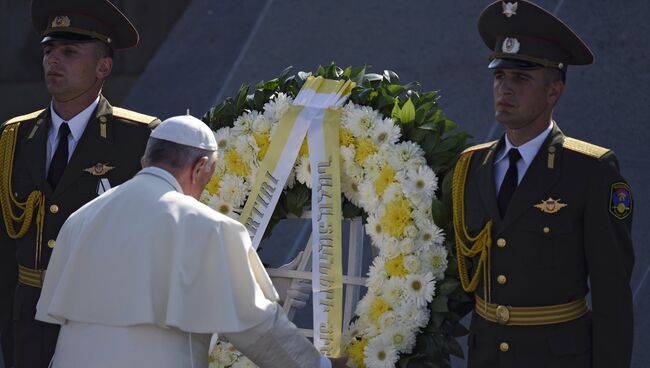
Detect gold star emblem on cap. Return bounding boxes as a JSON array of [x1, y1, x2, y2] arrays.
[[51, 15, 70, 28], [502, 2, 518, 18]]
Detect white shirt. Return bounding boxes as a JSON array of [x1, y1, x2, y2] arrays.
[[46, 96, 100, 174], [494, 121, 553, 193]]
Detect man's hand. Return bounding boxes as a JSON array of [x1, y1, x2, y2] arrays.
[[271, 251, 311, 309], [330, 356, 348, 368]]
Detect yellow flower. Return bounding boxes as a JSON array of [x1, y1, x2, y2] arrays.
[[380, 196, 413, 238], [374, 165, 396, 197], [369, 296, 392, 324], [253, 131, 270, 160], [354, 138, 377, 165], [205, 175, 221, 195], [385, 254, 408, 277], [299, 137, 309, 157], [224, 150, 250, 177], [340, 127, 356, 146], [347, 338, 368, 368]]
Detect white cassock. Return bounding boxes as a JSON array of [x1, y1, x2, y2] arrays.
[[36, 167, 327, 368]]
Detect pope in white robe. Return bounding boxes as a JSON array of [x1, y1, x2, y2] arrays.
[[36, 116, 342, 368]]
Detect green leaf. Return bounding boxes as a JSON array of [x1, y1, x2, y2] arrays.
[[430, 295, 449, 312], [391, 100, 402, 120], [438, 279, 460, 296], [400, 98, 416, 123]]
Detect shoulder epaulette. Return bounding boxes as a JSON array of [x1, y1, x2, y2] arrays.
[[112, 107, 158, 125], [3, 109, 46, 126], [563, 137, 609, 159], [461, 140, 497, 155]]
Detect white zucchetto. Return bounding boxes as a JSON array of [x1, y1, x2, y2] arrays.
[[150, 115, 217, 151]]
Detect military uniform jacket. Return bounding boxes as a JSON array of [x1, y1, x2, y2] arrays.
[[457, 124, 634, 368], [0, 95, 159, 328]]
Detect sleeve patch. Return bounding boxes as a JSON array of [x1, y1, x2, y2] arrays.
[[609, 182, 632, 220]]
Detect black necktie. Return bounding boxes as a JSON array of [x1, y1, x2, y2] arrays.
[[497, 148, 521, 217], [47, 122, 70, 188]]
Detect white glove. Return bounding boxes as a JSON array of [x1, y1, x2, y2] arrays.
[[272, 251, 312, 309]]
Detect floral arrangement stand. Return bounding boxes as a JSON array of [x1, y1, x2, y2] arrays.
[[266, 212, 368, 331]]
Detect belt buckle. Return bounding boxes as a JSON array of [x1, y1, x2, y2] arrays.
[[495, 305, 510, 325]]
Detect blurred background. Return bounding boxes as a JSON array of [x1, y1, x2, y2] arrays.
[[2, 0, 648, 366]]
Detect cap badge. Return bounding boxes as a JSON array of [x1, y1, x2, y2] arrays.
[[502, 37, 520, 54], [502, 2, 518, 18], [51, 16, 71, 28], [84, 163, 115, 176], [534, 198, 567, 214]]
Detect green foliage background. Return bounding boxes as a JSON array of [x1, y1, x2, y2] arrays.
[[203, 64, 473, 367]]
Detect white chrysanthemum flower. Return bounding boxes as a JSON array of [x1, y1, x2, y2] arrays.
[[388, 141, 426, 170], [383, 324, 417, 354], [424, 245, 449, 279], [358, 181, 380, 213], [398, 238, 417, 254], [213, 156, 227, 177], [403, 255, 423, 274], [207, 196, 239, 219], [232, 110, 260, 134], [416, 218, 446, 246], [404, 273, 436, 308], [213, 127, 231, 151], [344, 104, 379, 138], [263, 92, 293, 122], [341, 173, 363, 207], [371, 117, 401, 147], [404, 166, 438, 200], [380, 183, 403, 206], [340, 145, 356, 162], [364, 336, 398, 368], [383, 277, 406, 305], [365, 214, 385, 242], [366, 257, 389, 294], [398, 302, 430, 329], [362, 153, 386, 181], [218, 174, 249, 208], [295, 156, 312, 188], [252, 113, 272, 134], [233, 135, 258, 165]]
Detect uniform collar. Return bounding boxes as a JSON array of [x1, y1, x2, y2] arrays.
[[138, 166, 184, 194], [49, 96, 100, 140], [494, 121, 554, 166]]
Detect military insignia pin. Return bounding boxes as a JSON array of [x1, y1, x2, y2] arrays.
[[52, 16, 71, 28], [502, 37, 520, 54], [534, 198, 567, 214], [609, 182, 632, 220], [502, 2, 518, 17], [84, 163, 114, 176]]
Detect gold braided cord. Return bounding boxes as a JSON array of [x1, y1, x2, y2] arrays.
[[452, 151, 494, 300], [0, 123, 45, 241]]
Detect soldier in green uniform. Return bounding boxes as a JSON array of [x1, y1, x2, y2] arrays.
[[0, 0, 159, 366], [453, 1, 634, 367]]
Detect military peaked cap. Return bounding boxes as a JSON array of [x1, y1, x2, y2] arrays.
[[478, 1, 594, 72], [31, 0, 139, 49]]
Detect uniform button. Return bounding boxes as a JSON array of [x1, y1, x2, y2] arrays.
[[543, 226, 550, 234], [497, 275, 507, 284], [49, 204, 59, 214], [47, 239, 56, 248], [99, 116, 107, 123], [496, 238, 506, 248], [500, 342, 510, 352]]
